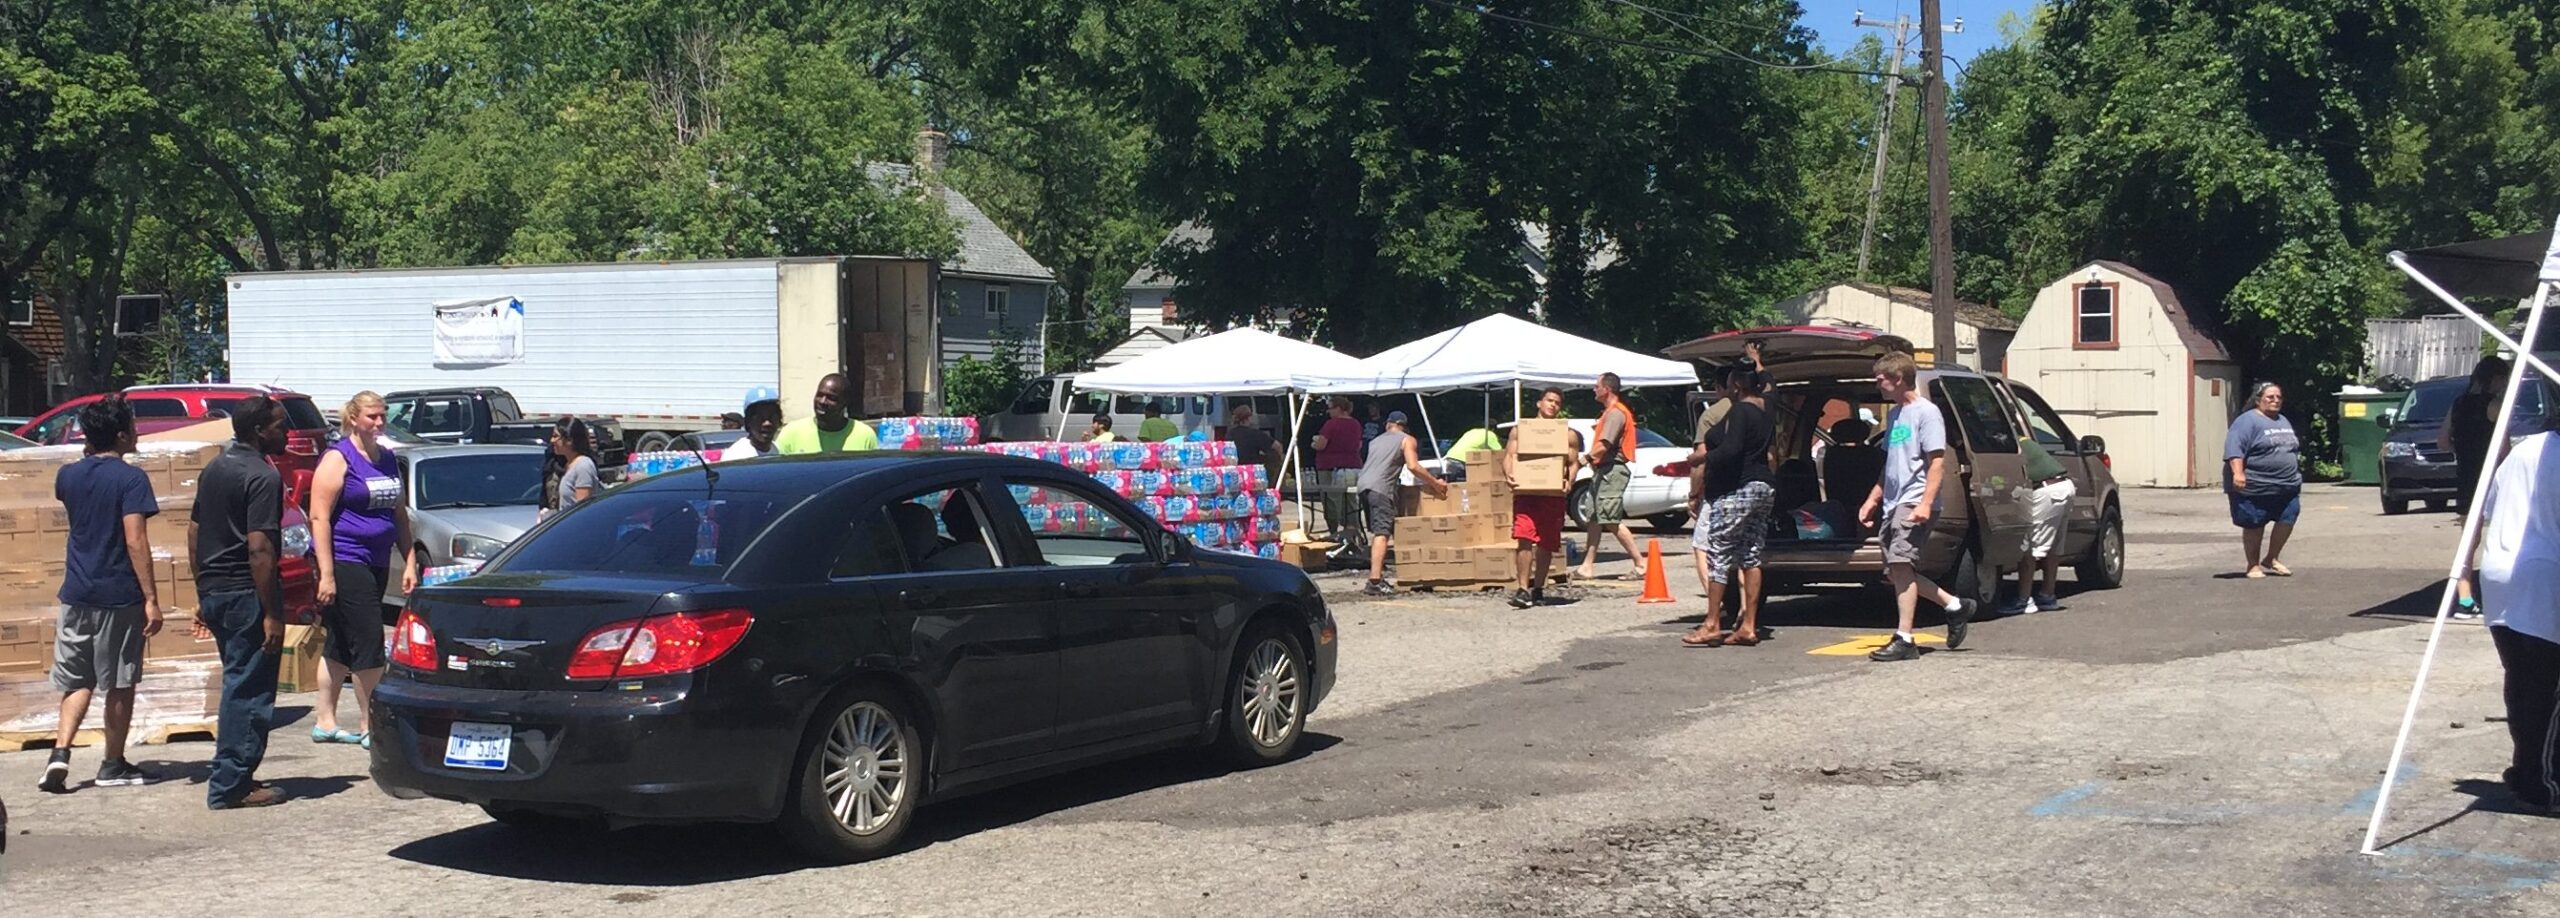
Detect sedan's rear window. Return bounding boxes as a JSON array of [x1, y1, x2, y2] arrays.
[[492, 490, 786, 576], [130, 398, 187, 418]]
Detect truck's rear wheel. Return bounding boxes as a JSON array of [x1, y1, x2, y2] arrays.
[[632, 431, 673, 454]]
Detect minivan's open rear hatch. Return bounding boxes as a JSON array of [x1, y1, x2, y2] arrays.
[[1663, 326, 1914, 367]]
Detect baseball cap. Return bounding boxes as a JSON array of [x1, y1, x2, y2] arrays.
[[1386, 410, 1410, 425], [743, 386, 781, 411]]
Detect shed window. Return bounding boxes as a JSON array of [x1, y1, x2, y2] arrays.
[[985, 286, 1011, 320], [2074, 283, 2117, 348], [7, 296, 31, 326], [1161, 296, 1177, 324]]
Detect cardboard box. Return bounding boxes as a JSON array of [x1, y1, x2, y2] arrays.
[[0, 616, 50, 667], [1399, 480, 1512, 518], [1514, 419, 1576, 457], [1397, 545, 1518, 583], [276, 623, 327, 694], [1396, 511, 1509, 548], [0, 507, 39, 535], [1280, 541, 1336, 572], [145, 611, 210, 660], [1512, 456, 1573, 496], [1461, 450, 1500, 481]]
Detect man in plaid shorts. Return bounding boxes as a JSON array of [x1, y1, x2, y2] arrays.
[[1683, 367, 1777, 647]]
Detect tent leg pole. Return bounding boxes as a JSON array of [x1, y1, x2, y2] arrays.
[[1514, 380, 1523, 424], [1420, 400, 1440, 460], [1286, 391, 1310, 533], [2360, 268, 2556, 855]]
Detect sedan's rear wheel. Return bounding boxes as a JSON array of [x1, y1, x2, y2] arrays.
[[1218, 627, 1308, 768], [778, 695, 920, 864]]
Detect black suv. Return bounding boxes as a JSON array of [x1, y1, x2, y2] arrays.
[[2378, 373, 2557, 514]]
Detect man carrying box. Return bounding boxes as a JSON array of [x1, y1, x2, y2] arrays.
[[1505, 389, 1584, 609], [37, 396, 162, 794], [1362, 411, 1447, 596]]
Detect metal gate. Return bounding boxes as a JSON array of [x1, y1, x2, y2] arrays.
[[2364, 315, 2483, 382]]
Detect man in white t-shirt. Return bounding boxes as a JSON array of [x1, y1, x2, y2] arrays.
[[2482, 428, 2560, 810], [718, 387, 783, 462]]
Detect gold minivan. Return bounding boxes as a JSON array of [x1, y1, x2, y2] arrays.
[[1666, 326, 2127, 603]]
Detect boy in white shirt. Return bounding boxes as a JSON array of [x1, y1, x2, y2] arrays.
[[2481, 428, 2560, 810]]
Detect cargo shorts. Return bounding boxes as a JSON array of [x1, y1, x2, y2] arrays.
[[1882, 504, 1934, 567], [53, 604, 148, 693]]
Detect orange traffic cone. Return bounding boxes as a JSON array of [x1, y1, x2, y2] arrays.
[[1637, 539, 1676, 604]]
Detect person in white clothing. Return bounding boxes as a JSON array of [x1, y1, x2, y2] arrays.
[[719, 388, 782, 462], [2481, 428, 2560, 810]]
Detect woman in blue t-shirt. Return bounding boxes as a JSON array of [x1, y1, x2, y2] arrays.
[[309, 391, 417, 745], [2224, 382, 2304, 579]]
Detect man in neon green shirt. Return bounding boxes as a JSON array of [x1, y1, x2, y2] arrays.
[[773, 374, 881, 454], [1136, 403, 1179, 442]]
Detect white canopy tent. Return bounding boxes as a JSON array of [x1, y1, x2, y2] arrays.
[[1307, 313, 1701, 447], [1068, 327, 1370, 533], [2362, 214, 2560, 855]]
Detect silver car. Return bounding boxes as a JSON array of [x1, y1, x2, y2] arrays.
[[390, 444, 548, 605]]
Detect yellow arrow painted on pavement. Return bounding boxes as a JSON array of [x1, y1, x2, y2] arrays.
[[1807, 633, 1946, 656]]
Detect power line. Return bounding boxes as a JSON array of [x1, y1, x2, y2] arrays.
[[1604, 0, 1860, 74], [1415, 0, 1892, 79], [1595, 0, 1792, 36]]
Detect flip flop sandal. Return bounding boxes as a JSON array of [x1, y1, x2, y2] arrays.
[[2245, 568, 2267, 579], [2266, 562, 2294, 577], [1725, 630, 1761, 647], [311, 727, 364, 745], [1680, 631, 1728, 648]]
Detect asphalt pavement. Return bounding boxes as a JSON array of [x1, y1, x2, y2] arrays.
[[0, 484, 2549, 916]]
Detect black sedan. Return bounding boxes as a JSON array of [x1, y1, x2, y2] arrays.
[[370, 451, 1336, 862]]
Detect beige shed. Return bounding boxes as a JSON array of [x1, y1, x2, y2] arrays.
[[1771, 281, 2018, 371], [2005, 261, 2244, 488]]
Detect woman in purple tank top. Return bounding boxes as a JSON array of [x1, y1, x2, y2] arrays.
[[307, 391, 415, 745]]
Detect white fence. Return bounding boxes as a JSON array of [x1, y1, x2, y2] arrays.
[[2365, 315, 2483, 382]]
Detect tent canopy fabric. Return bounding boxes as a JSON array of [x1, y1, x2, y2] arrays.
[[1309, 313, 1698, 394], [2396, 228, 2560, 300], [1071, 327, 1367, 395]]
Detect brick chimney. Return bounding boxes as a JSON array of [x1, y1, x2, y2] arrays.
[[914, 128, 948, 196]]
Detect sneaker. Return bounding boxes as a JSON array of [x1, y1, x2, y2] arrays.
[[37, 749, 70, 794], [1997, 597, 2036, 616], [1508, 590, 1534, 609], [1362, 579, 1394, 597], [94, 759, 154, 787], [211, 785, 288, 810], [1529, 588, 1548, 606], [2034, 594, 2066, 612], [2455, 597, 2484, 621], [1945, 599, 1979, 650], [1869, 636, 1919, 662]]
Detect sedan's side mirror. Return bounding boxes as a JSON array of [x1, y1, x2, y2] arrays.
[[2078, 435, 2107, 455], [2375, 411, 2395, 432], [1166, 531, 1197, 564]]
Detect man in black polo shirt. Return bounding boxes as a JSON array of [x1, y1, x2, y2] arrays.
[[193, 396, 292, 810]]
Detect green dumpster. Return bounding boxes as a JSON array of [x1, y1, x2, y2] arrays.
[[2337, 390, 2403, 486]]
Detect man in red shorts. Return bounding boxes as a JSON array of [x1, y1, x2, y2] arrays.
[[1505, 388, 1585, 608]]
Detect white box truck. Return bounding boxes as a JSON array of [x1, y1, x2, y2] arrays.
[[226, 256, 942, 451]]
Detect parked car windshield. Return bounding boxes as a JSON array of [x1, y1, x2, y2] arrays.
[[492, 489, 788, 576], [415, 453, 546, 510], [2399, 380, 2464, 424]]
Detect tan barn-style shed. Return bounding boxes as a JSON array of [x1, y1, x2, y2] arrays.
[[1771, 281, 2018, 371], [2005, 261, 2245, 488]]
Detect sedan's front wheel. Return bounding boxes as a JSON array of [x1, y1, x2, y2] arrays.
[[778, 694, 921, 864], [1218, 627, 1309, 768]]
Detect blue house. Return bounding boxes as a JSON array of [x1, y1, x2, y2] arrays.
[[869, 162, 1055, 376]]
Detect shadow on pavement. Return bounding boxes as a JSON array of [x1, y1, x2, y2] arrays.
[[383, 733, 1343, 884], [911, 733, 1345, 848], [2351, 580, 2457, 621]]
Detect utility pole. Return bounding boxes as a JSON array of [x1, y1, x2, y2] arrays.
[[1851, 12, 1916, 282], [1920, 0, 1963, 365]]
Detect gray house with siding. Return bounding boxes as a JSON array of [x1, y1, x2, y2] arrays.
[[869, 163, 1055, 375]]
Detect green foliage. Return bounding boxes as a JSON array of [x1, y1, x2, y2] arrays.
[[942, 329, 1033, 419]]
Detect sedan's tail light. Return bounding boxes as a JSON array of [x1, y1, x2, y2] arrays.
[[391, 609, 438, 670], [565, 609, 754, 681]]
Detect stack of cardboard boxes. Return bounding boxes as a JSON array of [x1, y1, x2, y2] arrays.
[[1392, 455, 1516, 587], [0, 441, 283, 743]]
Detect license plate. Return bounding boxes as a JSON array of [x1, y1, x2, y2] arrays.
[[443, 722, 512, 771]]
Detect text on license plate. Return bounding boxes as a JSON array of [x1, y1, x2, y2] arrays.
[[444, 722, 512, 771]]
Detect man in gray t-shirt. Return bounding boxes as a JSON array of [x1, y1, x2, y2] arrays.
[[1859, 353, 1976, 662], [1358, 412, 1446, 595]]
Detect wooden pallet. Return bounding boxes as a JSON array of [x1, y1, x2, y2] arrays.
[[1398, 580, 1516, 593], [0, 720, 218, 753]]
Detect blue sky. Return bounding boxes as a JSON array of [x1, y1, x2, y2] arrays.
[[1791, 0, 2037, 63]]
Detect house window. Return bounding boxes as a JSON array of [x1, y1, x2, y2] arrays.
[[1161, 296, 1176, 324], [115, 294, 163, 336], [2074, 282, 2117, 349], [985, 286, 1010, 320], [7, 296, 31, 326]]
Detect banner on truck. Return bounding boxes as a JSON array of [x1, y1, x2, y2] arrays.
[[433, 296, 525, 365]]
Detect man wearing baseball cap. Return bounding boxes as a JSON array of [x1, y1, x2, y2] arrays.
[[1360, 410, 1447, 596], [718, 387, 784, 462]]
